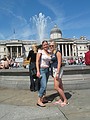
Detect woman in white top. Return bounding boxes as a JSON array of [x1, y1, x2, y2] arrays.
[[36, 41, 51, 107]]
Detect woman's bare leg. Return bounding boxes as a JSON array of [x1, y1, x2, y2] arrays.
[[54, 78, 68, 103]]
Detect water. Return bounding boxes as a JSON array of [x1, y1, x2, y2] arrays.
[[31, 13, 51, 44]]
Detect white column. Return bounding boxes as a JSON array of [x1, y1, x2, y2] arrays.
[[72, 45, 74, 56], [62, 44, 64, 57], [21, 47, 22, 56], [69, 44, 71, 56], [57, 44, 60, 51], [6, 47, 8, 56], [65, 44, 67, 56]]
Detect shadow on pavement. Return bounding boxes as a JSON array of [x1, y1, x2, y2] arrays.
[[65, 92, 72, 99], [45, 92, 72, 102], [45, 92, 59, 102]]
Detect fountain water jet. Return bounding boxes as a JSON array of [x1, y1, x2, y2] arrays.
[[32, 13, 51, 44]]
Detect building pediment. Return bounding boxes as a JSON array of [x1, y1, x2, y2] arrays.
[[5, 39, 22, 46]]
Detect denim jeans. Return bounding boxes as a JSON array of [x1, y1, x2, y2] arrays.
[[38, 67, 49, 98]]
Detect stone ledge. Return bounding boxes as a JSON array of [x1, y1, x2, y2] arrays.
[[0, 65, 90, 76]]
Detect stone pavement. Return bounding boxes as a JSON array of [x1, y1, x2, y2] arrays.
[[0, 87, 90, 120]]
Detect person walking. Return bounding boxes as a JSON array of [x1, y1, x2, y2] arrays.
[[49, 40, 69, 107], [36, 40, 51, 107], [27, 44, 38, 92]]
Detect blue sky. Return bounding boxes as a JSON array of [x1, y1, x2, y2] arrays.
[[0, 0, 90, 41]]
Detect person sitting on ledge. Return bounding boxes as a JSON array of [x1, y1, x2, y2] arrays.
[[0, 57, 9, 69], [0, 59, 4, 69]]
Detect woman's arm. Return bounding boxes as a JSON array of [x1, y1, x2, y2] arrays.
[[56, 51, 62, 74], [36, 52, 41, 77]]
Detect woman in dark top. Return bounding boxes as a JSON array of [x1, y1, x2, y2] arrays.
[[49, 40, 69, 107], [27, 44, 38, 91]]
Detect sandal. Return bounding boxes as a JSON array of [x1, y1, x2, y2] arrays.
[[60, 102, 69, 107], [37, 102, 46, 107], [53, 99, 63, 105]]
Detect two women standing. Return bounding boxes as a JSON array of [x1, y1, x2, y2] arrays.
[[36, 40, 68, 107]]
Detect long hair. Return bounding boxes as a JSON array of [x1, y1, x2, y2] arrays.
[[31, 44, 37, 53]]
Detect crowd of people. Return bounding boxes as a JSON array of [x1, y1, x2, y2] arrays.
[[66, 57, 85, 65], [0, 57, 20, 69]]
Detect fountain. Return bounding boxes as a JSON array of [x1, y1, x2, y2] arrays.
[[31, 13, 51, 44]]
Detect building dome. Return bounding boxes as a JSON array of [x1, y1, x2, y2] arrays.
[[50, 25, 62, 35], [50, 25, 62, 39]]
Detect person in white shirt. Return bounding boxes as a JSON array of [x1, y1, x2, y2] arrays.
[[36, 41, 51, 107]]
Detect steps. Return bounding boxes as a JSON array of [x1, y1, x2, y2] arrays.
[[0, 65, 90, 90], [0, 74, 90, 90]]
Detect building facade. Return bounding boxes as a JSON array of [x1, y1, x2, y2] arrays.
[[0, 25, 90, 59], [50, 25, 90, 59], [0, 39, 36, 59]]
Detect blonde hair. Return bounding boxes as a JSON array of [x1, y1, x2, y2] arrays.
[[31, 44, 37, 53], [49, 40, 57, 54], [49, 40, 57, 48]]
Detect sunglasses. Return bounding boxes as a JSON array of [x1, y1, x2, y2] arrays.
[[49, 45, 54, 47]]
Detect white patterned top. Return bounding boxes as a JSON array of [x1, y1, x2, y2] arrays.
[[38, 49, 51, 68]]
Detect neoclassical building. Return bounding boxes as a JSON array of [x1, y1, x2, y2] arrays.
[[50, 25, 90, 59], [0, 39, 36, 59], [0, 25, 90, 59]]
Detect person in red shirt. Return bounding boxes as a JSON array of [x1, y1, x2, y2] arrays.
[[85, 46, 90, 65]]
